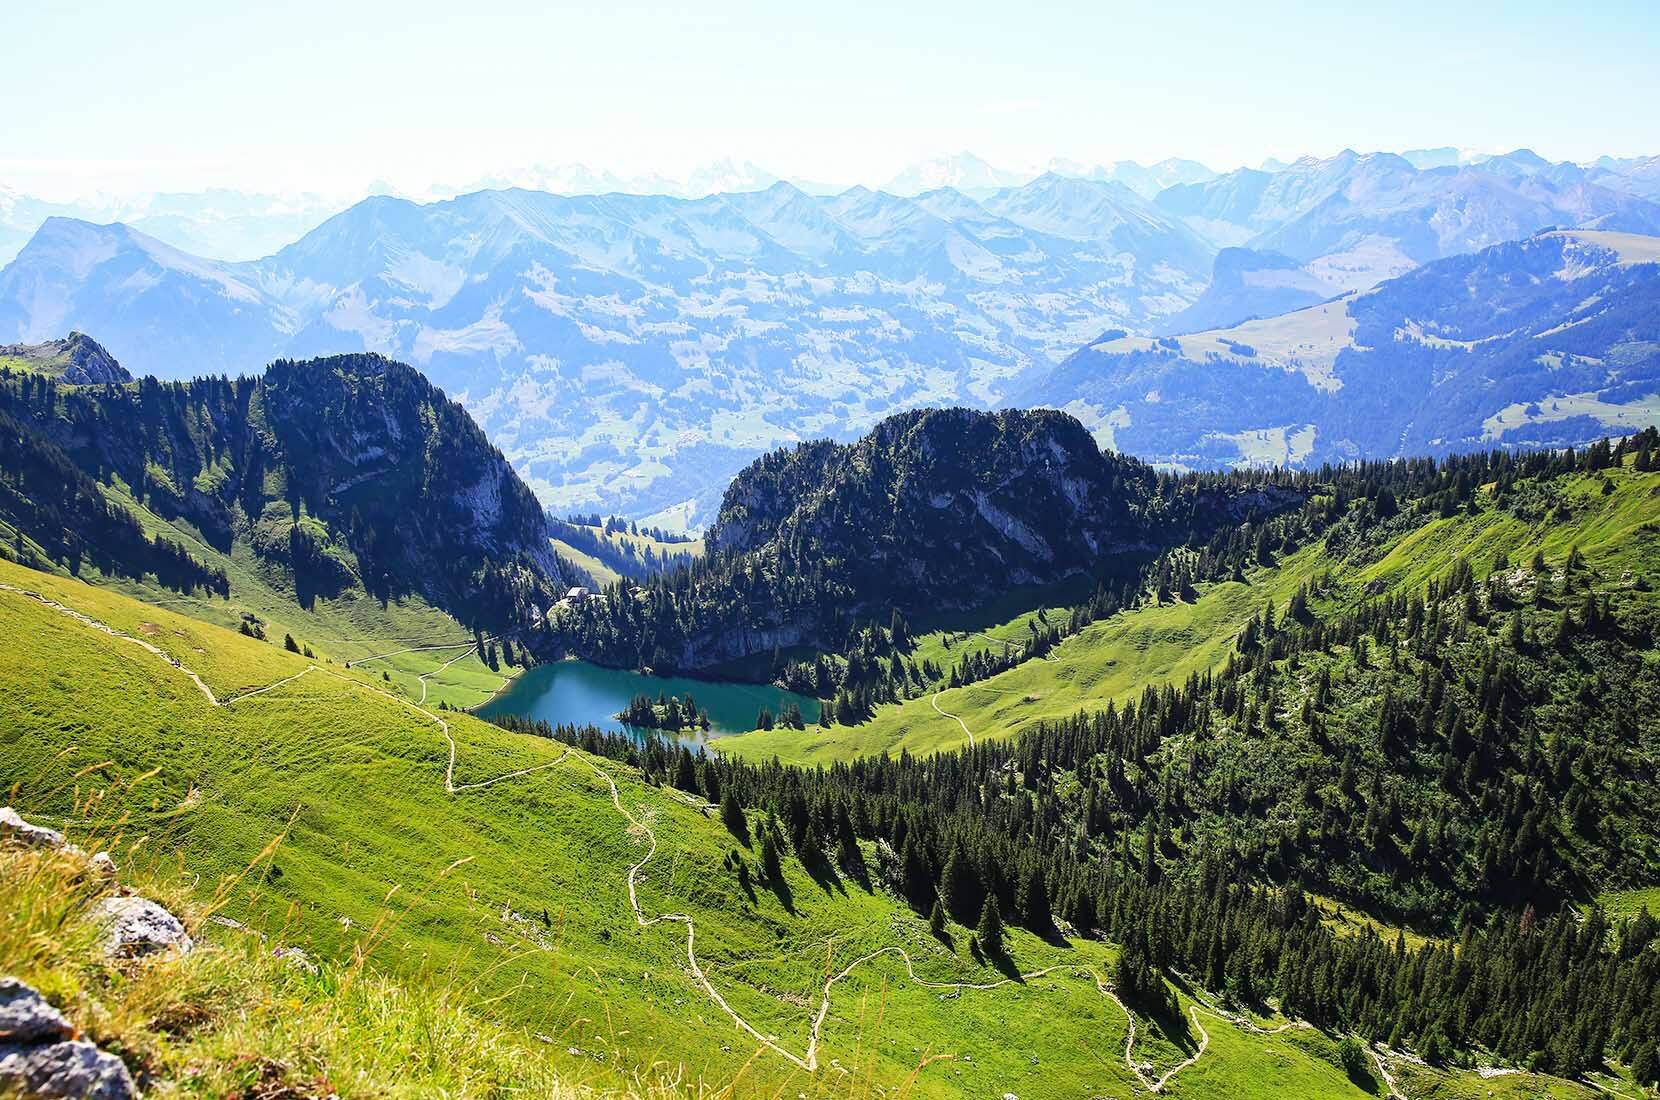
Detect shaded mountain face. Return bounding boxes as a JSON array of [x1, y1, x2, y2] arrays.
[[707, 406, 1158, 589], [0, 352, 562, 633], [560, 407, 1165, 666], [0, 331, 130, 383], [0, 181, 1214, 525], [555, 405, 1299, 669], [1021, 231, 1660, 469], [1153, 248, 1329, 335]]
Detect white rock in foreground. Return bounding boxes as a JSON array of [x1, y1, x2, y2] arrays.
[[0, 1038, 136, 1100], [0, 978, 73, 1045], [0, 809, 68, 850], [90, 896, 194, 958]]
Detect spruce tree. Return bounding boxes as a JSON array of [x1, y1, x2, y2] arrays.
[[760, 824, 782, 882], [977, 896, 1004, 958], [720, 790, 748, 843], [928, 897, 947, 939], [1019, 862, 1053, 935]]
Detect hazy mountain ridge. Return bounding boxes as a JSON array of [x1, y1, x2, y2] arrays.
[[5, 149, 1660, 524], [0, 181, 1213, 523], [1153, 149, 1660, 327], [1024, 230, 1660, 469]]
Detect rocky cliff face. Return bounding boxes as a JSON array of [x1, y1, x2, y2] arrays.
[[709, 408, 1161, 607], [0, 332, 130, 384], [0, 352, 561, 634]]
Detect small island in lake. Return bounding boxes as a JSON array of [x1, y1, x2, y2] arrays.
[[619, 691, 712, 732]]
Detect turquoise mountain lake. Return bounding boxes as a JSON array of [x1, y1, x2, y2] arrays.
[[476, 660, 821, 750]]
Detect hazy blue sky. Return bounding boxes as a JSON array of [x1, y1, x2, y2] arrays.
[[3, 0, 1658, 196]]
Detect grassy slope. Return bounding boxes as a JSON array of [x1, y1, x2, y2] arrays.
[[721, 467, 1660, 766], [6, 553, 1562, 1100], [0, 352, 64, 376], [0, 559, 1634, 1096], [6, 479, 525, 709], [554, 523, 704, 587], [552, 535, 624, 587]]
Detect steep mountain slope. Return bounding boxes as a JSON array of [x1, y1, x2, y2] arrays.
[[0, 330, 130, 382], [6, 443, 1659, 1097], [706, 407, 1155, 582], [0, 554, 1408, 1100], [3, 388, 1659, 1097], [0, 351, 562, 637], [0, 181, 1214, 523], [0, 218, 294, 371], [1024, 230, 1660, 469], [1154, 247, 1330, 334], [552, 407, 1299, 670]]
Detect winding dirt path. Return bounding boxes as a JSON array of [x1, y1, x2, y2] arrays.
[[930, 690, 976, 748], [1371, 1046, 1404, 1099], [345, 638, 481, 668], [3, 579, 1313, 1095]]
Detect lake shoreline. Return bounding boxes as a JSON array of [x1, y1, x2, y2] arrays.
[[475, 658, 822, 751]]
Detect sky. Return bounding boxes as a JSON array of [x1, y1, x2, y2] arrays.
[[3, 0, 1659, 199]]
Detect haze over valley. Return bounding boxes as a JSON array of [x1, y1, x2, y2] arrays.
[[5, 146, 1660, 525]]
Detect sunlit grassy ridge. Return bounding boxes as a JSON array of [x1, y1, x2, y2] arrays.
[[0, 557, 1221, 1097], [551, 519, 704, 588], [720, 466, 1660, 766]]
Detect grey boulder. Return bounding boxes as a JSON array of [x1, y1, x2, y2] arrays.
[[0, 1039, 136, 1100], [90, 896, 193, 958], [0, 978, 134, 1100], [0, 978, 72, 1044], [0, 808, 68, 850]]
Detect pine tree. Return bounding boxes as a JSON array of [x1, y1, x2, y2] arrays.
[[759, 824, 782, 881], [939, 844, 981, 922], [1019, 862, 1053, 935], [673, 748, 698, 793], [977, 896, 1004, 958], [1631, 1044, 1659, 1088], [720, 791, 748, 843], [928, 897, 947, 939]]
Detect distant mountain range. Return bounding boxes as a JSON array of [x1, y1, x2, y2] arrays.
[[3, 148, 1659, 524], [1021, 230, 1660, 468], [0, 184, 344, 266], [0, 178, 1212, 522]]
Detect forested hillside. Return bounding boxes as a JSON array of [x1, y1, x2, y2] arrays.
[[0, 352, 562, 636], [517, 436, 1660, 1086], [552, 407, 1299, 670]]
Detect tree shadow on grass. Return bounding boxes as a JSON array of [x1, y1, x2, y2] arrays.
[[767, 874, 796, 916], [1123, 981, 1197, 1056], [802, 854, 848, 898]]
